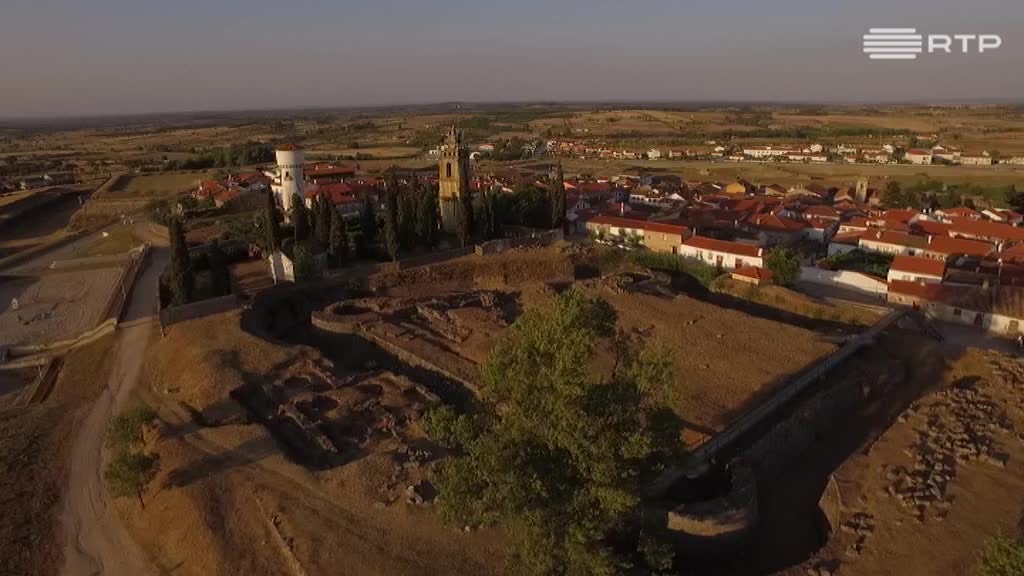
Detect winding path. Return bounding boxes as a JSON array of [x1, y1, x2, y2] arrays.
[[59, 228, 168, 576]]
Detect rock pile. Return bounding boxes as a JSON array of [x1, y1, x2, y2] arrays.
[[885, 375, 1015, 523], [839, 512, 875, 558]]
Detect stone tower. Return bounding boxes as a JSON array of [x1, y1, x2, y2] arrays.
[[855, 177, 869, 203], [438, 125, 471, 233]]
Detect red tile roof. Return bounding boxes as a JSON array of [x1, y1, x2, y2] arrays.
[[890, 255, 946, 277], [881, 208, 920, 223], [860, 230, 929, 250], [746, 213, 808, 232], [829, 231, 864, 246], [911, 220, 952, 236], [306, 182, 357, 205], [683, 235, 762, 258], [950, 219, 1024, 243], [587, 214, 689, 236], [889, 281, 1024, 317], [276, 143, 300, 151], [923, 235, 993, 258], [938, 206, 982, 219], [732, 266, 774, 283]]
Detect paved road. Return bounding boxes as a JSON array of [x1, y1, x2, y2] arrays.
[[59, 240, 166, 576]]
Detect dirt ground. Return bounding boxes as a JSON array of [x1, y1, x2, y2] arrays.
[[133, 311, 508, 576], [787, 345, 1024, 576], [0, 367, 37, 409], [0, 267, 123, 346], [369, 246, 838, 437], [0, 335, 116, 576]]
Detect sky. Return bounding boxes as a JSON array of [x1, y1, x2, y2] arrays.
[[1, 0, 1022, 118]]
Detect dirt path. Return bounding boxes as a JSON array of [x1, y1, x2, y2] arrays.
[[60, 323, 157, 576], [59, 242, 167, 576]]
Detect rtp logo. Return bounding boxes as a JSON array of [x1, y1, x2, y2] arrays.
[[863, 28, 1002, 60]]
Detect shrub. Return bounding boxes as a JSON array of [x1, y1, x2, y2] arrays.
[[976, 534, 1024, 576], [107, 405, 157, 449]]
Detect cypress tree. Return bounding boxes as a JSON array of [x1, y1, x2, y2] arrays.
[[550, 162, 566, 230], [361, 192, 378, 246], [207, 239, 231, 296], [457, 172, 475, 247], [328, 207, 350, 267], [292, 194, 309, 242], [317, 196, 332, 247], [383, 184, 400, 261], [417, 185, 438, 247], [264, 188, 282, 251], [397, 179, 415, 249], [168, 217, 194, 306]]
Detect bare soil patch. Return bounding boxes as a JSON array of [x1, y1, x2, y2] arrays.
[[0, 335, 116, 576]]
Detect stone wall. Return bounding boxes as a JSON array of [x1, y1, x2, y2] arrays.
[[159, 293, 238, 330]]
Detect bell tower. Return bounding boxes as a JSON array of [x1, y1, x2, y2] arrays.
[[438, 125, 471, 233]]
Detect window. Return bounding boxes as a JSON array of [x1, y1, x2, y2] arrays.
[[1009, 320, 1019, 333], [953, 308, 962, 316], [446, 162, 452, 178]]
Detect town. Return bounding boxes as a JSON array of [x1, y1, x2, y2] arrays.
[[3, 3, 1024, 574]]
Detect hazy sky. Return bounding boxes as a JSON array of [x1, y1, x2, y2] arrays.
[[1, 0, 1022, 118]]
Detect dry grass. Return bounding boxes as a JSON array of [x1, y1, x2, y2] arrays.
[[715, 278, 881, 327], [105, 172, 213, 199], [0, 334, 116, 576], [71, 227, 143, 257]]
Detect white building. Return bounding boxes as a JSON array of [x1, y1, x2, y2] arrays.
[[266, 144, 305, 214], [886, 255, 946, 284], [646, 149, 662, 160], [888, 281, 1024, 338], [961, 154, 993, 166], [905, 149, 933, 165], [678, 235, 764, 269]]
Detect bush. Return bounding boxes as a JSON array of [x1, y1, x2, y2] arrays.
[[822, 249, 893, 277], [107, 405, 157, 449], [765, 247, 801, 287], [976, 535, 1024, 576], [105, 450, 157, 508]]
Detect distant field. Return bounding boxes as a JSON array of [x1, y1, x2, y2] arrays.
[[104, 171, 213, 199], [551, 158, 1024, 188], [309, 146, 420, 158]]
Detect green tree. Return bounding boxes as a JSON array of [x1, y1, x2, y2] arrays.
[[550, 162, 566, 230], [328, 207, 350, 267], [168, 217, 194, 306], [105, 451, 157, 508], [264, 189, 282, 251], [416, 185, 439, 247], [207, 239, 231, 297], [398, 179, 416, 249], [292, 241, 318, 281], [292, 195, 310, 242], [430, 289, 683, 575], [317, 196, 332, 247], [383, 182, 401, 261], [765, 247, 801, 287], [361, 192, 378, 246], [883, 181, 907, 209], [107, 405, 157, 449], [975, 534, 1024, 576]]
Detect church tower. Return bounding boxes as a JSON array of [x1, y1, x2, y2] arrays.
[[438, 125, 471, 233], [855, 177, 869, 203]]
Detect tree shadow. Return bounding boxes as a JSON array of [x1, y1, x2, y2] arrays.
[[163, 434, 278, 489]]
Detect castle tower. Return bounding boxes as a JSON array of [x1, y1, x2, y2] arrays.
[[438, 125, 471, 233], [272, 144, 305, 215], [855, 177, 869, 204]]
